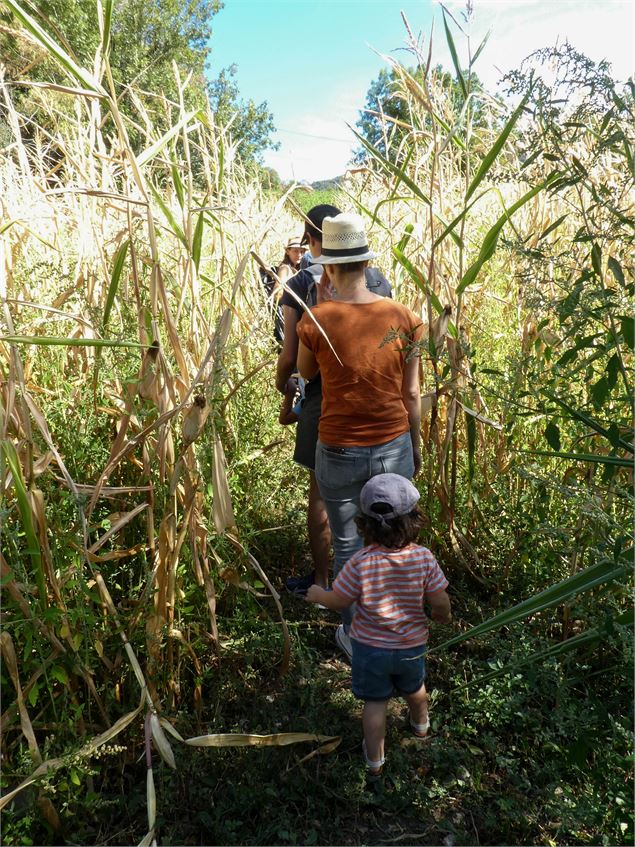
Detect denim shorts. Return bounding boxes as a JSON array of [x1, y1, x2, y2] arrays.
[[351, 640, 426, 701]]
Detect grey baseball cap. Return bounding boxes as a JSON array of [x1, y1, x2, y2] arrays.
[[360, 473, 420, 523]]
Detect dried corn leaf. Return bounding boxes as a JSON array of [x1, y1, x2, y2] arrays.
[[150, 712, 176, 769], [211, 432, 235, 533], [146, 767, 156, 829], [88, 503, 148, 553], [0, 631, 41, 764], [185, 732, 340, 748]]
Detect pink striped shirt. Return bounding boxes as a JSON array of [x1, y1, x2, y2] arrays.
[[332, 543, 449, 649]]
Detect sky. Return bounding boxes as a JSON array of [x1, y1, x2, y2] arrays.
[[207, 0, 634, 183]]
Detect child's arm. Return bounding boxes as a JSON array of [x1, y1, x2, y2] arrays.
[[306, 585, 352, 611], [427, 589, 452, 624]]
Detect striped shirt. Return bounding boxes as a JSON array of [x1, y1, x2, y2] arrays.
[[333, 543, 449, 649]]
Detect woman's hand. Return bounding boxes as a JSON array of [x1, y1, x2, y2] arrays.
[[412, 446, 422, 477]]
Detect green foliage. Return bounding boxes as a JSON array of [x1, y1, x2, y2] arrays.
[[0, 0, 277, 163]]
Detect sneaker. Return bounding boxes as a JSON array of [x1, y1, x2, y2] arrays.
[[335, 624, 353, 662], [285, 570, 315, 596]]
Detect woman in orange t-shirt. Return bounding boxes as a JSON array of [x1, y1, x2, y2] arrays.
[[296, 213, 423, 658]]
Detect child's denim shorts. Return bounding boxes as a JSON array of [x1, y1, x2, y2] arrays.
[[351, 639, 426, 701]]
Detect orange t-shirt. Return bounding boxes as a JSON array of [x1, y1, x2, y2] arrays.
[[296, 299, 423, 446]]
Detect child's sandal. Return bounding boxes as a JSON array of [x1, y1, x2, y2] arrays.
[[410, 717, 429, 738], [362, 739, 385, 776]]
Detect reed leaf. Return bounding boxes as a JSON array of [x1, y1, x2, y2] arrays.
[[432, 558, 630, 652], [456, 176, 557, 295], [103, 240, 129, 332], [1, 440, 47, 612], [465, 93, 530, 202], [1, 336, 145, 348], [442, 6, 468, 100], [519, 449, 632, 467], [457, 608, 634, 689], [149, 183, 187, 247], [137, 110, 202, 168]]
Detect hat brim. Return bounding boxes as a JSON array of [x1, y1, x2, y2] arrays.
[[312, 250, 376, 265]]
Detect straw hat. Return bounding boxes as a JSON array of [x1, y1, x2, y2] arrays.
[[285, 235, 304, 250], [311, 213, 377, 264]]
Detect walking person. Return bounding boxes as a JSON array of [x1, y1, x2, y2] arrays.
[[306, 474, 451, 777], [262, 235, 304, 344], [276, 205, 392, 596], [295, 212, 423, 658]]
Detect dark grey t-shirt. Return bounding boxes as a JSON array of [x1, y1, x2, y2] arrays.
[[279, 265, 392, 315]]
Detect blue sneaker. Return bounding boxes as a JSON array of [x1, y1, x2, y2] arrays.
[[285, 570, 315, 596]]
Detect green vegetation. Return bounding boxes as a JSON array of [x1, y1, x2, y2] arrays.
[[1, 3, 632, 846]]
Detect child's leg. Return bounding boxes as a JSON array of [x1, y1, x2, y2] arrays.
[[404, 683, 429, 735], [362, 700, 388, 770]]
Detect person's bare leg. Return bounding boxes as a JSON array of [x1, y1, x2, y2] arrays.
[[308, 471, 330, 588], [404, 683, 429, 735], [362, 700, 388, 771]]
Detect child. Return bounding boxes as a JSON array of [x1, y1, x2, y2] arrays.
[[278, 375, 305, 426], [306, 473, 451, 778]]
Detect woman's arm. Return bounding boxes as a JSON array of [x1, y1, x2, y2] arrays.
[[297, 340, 319, 381], [275, 306, 301, 393], [402, 353, 422, 476]]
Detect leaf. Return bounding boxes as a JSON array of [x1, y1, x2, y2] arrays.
[[590, 376, 610, 409], [465, 93, 530, 202], [607, 256, 625, 287], [620, 315, 634, 349], [149, 183, 187, 247], [457, 176, 557, 295], [211, 433, 236, 535], [185, 732, 340, 748], [519, 450, 631, 468], [591, 243, 602, 276], [442, 7, 468, 100], [137, 110, 202, 168], [1, 441, 47, 612], [0, 336, 145, 348], [51, 666, 69, 685], [432, 558, 630, 653], [543, 389, 633, 454], [471, 29, 491, 66], [192, 210, 206, 272], [538, 214, 568, 241], [544, 422, 561, 452], [606, 353, 620, 389], [457, 608, 634, 689], [392, 247, 442, 314], [103, 240, 129, 331]]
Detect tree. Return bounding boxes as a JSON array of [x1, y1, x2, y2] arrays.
[[355, 63, 490, 162], [1, 0, 277, 164], [207, 65, 277, 164]]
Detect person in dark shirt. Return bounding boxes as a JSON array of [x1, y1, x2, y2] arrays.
[[275, 204, 392, 598]]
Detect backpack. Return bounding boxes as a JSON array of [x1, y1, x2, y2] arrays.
[[259, 264, 284, 345], [302, 264, 392, 307], [259, 265, 278, 298]]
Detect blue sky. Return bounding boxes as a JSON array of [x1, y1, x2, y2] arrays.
[[208, 0, 634, 182]]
